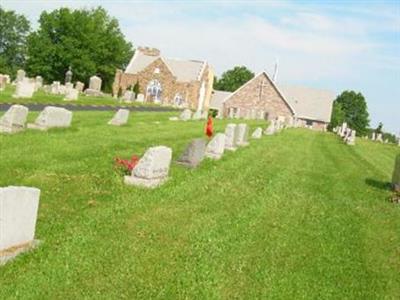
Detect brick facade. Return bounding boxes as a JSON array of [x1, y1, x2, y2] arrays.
[[112, 49, 213, 111], [223, 72, 294, 120]]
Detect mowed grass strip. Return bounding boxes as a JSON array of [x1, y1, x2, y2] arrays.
[[0, 111, 399, 299]]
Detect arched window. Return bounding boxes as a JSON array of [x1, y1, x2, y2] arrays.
[[146, 80, 162, 102], [174, 93, 185, 107]]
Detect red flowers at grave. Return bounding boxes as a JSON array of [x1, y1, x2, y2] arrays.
[[205, 115, 213, 138], [115, 155, 139, 173]]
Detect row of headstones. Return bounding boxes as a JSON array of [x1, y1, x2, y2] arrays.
[[334, 123, 356, 145], [0, 105, 133, 133], [2, 69, 104, 100], [171, 109, 208, 121]]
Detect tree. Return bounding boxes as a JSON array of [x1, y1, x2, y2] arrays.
[[328, 101, 345, 130], [26, 7, 133, 91], [330, 90, 369, 135], [214, 66, 254, 92], [0, 7, 30, 77]]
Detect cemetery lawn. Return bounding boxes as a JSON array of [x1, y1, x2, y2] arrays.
[[1, 111, 399, 299], [0, 85, 161, 107]]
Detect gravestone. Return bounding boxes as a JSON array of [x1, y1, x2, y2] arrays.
[[122, 90, 135, 102], [124, 146, 172, 188], [65, 82, 74, 91], [371, 132, 376, 141], [63, 88, 79, 101], [346, 130, 356, 145], [0, 75, 6, 91], [85, 76, 103, 96], [392, 154, 400, 192], [51, 81, 61, 94], [136, 93, 144, 102], [0, 105, 29, 134], [75, 81, 84, 93], [179, 109, 192, 121], [264, 120, 275, 135], [16, 69, 25, 82], [0, 186, 40, 265], [169, 117, 179, 121], [236, 123, 249, 146], [108, 109, 130, 126], [35, 76, 43, 91], [28, 106, 73, 130], [192, 110, 205, 120], [4, 74, 10, 84], [177, 138, 206, 168], [376, 133, 383, 143], [205, 133, 225, 160], [13, 78, 35, 98], [224, 124, 238, 151], [251, 127, 262, 139]]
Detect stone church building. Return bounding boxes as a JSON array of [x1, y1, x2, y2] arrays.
[[112, 47, 214, 111]]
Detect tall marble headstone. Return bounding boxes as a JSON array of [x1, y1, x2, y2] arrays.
[[177, 138, 206, 168], [224, 124, 237, 151], [205, 133, 225, 160], [13, 78, 35, 98], [236, 123, 249, 146]]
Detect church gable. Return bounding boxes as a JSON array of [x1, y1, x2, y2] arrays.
[[224, 72, 294, 120]]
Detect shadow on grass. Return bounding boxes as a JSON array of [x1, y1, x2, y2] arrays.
[[365, 178, 392, 191]]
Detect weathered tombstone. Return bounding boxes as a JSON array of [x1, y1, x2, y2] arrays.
[[136, 93, 144, 102], [108, 109, 130, 126], [236, 123, 249, 146], [122, 90, 135, 102], [65, 82, 74, 90], [392, 154, 400, 192], [75, 81, 84, 93], [85, 76, 103, 96], [251, 127, 262, 139], [340, 122, 347, 138], [377, 133, 383, 143], [16, 69, 26, 82], [0, 105, 29, 134], [264, 120, 275, 135], [28, 106, 73, 130], [50, 81, 60, 94], [63, 88, 79, 101], [346, 130, 356, 145], [179, 109, 192, 121], [12, 78, 35, 98], [0, 186, 40, 265], [176, 138, 206, 168], [205, 133, 225, 160], [372, 132, 376, 141], [224, 124, 238, 151], [35, 76, 43, 91], [124, 146, 172, 188]]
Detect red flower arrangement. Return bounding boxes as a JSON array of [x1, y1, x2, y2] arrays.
[[115, 155, 139, 173]]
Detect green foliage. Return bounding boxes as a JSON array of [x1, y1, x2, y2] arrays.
[[0, 6, 30, 77], [214, 66, 254, 92], [328, 101, 345, 131], [330, 90, 370, 135], [26, 7, 133, 91]]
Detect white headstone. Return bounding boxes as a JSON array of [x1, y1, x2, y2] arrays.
[[51, 81, 61, 94], [179, 109, 192, 121], [372, 132, 376, 141], [377, 133, 383, 143], [136, 93, 145, 102], [264, 120, 275, 135], [35, 76, 43, 91], [0, 105, 29, 134], [251, 127, 263, 139], [28, 106, 73, 130], [0, 186, 40, 263], [16, 69, 26, 82], [85, 76, 103, 96], [108, 109, 130, 126], [75, 81, 84, 93], [12, 78, 35, 98], [122, 90, 135, 102], [124, 146, 172, 188], [236, 123, 249, 146], [205, 133, 225, 160], [224, 124, 238, 151], [346, 130, 356, 145], [63, 88, 79, 101]]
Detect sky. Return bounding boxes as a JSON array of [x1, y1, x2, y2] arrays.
[[3, 0, 400, 134]]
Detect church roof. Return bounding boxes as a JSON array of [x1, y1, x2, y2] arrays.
[[278, 85, 335, 123], [209, 90, 232, 111], [125, 48, 206, 82]]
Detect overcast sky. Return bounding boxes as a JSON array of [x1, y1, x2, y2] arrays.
[[3, 0, 399, 134]]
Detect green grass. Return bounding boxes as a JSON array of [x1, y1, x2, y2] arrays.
[[0, 85, 165, 107], [0, 111, 399, 299]]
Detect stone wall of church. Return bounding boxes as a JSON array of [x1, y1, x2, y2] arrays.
[[297, 118, 327, 131], [112, 58, 213, 111], [223, 73, 294, 120]]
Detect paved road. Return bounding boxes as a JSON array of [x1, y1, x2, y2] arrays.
[[0, 103, 180, 112]]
